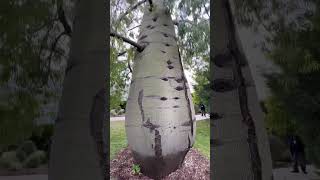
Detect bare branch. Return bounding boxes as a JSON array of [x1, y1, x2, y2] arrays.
[[118, 51, 127, 56], [173, 19, 195, 26], [128, 58, 133, 73], [116, 0, 147, 24], [128, 24, 141, 31], [58, 4, 72, 36], [148, 0, 153, 11], [110, 31, 145, 52]]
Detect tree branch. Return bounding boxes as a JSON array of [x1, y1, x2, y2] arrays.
[[110, 32, 145, 52], [128, 24, 141, 31], [116, 0, 147, 24], [148, 0, 153, 11], [118, 51, 127, 57], [128, 58, 133, 73], [58, 4, 72, 36], [173, 19, 195, 26]]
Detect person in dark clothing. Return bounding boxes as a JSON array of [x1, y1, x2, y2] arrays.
[[200, 103, 206, 117], [289, 135, 307, 174]]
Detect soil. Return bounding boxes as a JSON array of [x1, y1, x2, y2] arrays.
[[110, 147, 210, 180]]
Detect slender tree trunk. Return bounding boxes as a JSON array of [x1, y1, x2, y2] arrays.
[[211, 0, 273, 179], [125, 0, 196, 179], [48, 1, 108, 180]]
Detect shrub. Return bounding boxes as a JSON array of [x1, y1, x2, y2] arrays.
[[131, 164, 141, 175], [0, 151, 22, 170], [23, 150, 46, 168], [17, 140, 37, 156], [16, 149, 27, 162]]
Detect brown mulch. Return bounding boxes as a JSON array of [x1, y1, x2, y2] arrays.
[[110, 147, 210, 180]]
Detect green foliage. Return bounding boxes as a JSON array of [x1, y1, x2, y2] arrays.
[[0, 151, 22, 170], [0, 0, 65, 148], [131, 164, 141, 175], [264, 96, 298, 138], [265, 2, 320, 166], [23, 150, 46, 168], [193, 68, 210, 110]]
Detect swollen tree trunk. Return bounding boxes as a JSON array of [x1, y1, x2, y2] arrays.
[[125, 1, 196, 179], [211, 0, 273, 179], [49, 1, 107, 180]]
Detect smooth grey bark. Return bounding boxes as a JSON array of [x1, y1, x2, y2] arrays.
[[125, 0, 196, 179], [211, 0, 273, 179], [48, 1, 108, 180]]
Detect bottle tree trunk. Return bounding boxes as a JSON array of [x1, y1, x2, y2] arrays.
[[48, 1, 108, 180], [211, 0, 273, 179], [125, 1, 196, 179]]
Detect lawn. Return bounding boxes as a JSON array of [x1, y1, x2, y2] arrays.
[[110, 119, 210, 160]]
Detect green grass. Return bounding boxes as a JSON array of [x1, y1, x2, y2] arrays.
[[110, 121, 127, 160], [193, 119, 210, 158], [110, 119, 210, 160]]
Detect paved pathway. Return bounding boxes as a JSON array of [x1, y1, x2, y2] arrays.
[[110, 114, 210, 122], [1, 166, 319, 180], [273, 165, 320, 180]]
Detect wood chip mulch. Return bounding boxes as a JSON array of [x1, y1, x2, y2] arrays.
[[110, 147, 210, 180]]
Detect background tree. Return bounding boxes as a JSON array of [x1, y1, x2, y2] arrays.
[[0, 0, 71, 149]]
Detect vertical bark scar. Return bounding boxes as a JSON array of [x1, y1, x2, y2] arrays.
[[89, 88, 107, 180], [154, 129, 163, 159], [224, 1, 262, 179], [138, 90, 145, 122]]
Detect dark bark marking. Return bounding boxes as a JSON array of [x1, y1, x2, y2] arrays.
[[173, 105, 179, 108], [166, 60, 172, 64], [165, 43, 170, 46], [224, 1, 262, 179], [146, 25, 152, 28], [167, 65, 174, 69], [210, 112, 223, 120], [143, 118, 160, 133], [173, 97, 180, 100], [212, 79, 236, 92], [163, 33, 169, 37], [181, 121, 191, 126], [150, 26, 155, 29], [177, 48, 194, 136], [152, 16, 158, 22], [138, 90, 145, 122], [173, 126, 176, 129], [175, 77, 184, 83], [175, 86, 184, 91], [89, 88, 107, 180], [163, 24, 168, 26], [187, 135, 191, 148], [161, 77, 168, 81], [160, 97, 167, 101], [213, 52, 233, 67], [154, 130, 162, 159], [65, 61, 77, 75], [139, 35, 147, 40], [161, 50, 166, 53]]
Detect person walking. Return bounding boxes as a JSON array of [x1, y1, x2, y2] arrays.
[[289, 135, 307, 174], [200, 103, 206, 117]]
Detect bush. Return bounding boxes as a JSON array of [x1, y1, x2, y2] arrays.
[[29, 124, 53, 152], [23, 150, 46, 168], [0, 151, 22, 170], [16, 149, 27, 162], [17, 140, 37, 156]]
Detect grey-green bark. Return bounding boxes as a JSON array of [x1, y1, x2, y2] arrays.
[[48, 1, 107, 180], [211, 0, 273, 179], [125, 0, 196, 179]]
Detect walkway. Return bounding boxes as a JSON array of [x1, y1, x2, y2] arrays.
[[110, 114, 210, 121]]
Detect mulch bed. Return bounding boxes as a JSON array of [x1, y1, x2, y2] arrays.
[[110, 147, 210, 180]]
